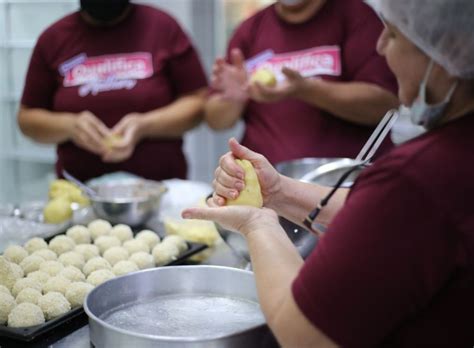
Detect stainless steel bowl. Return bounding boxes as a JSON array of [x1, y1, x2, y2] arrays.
[[90, 179, 167, 227], [84, 266, 277, 348]]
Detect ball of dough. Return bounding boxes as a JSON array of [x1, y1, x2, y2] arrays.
[[123, 239, 149, 255], [16, 288, 42, 305], [12, 278, 42, 297], [65, 282, 94, 308], [58, 251, 85, 270], [152, 243, 180, 266], [103, 247, 129, 266], [66, 225, 91, 244], [40, 260, 64, 277], [0, 285, 11, 296], [162, 235, 188, 254], [10, 262, 24, 279], [74, 244, 100, 261], [43, 196, 73, 224], [20, 255, 45, 275], [88, 219, 112, 240], [24, 237, 48, 254], [129, 252, 154, 270], [135, 230, 160, 249], [42, 276, 71, 295], [0, 292, 16, 325], [4, 245, 28, 264], [112, 260, 139, 276], [27, 270, 50, 286], [87, 269, 115, 287], [110, 224, 133, 243], [49, 235, 76, 256], [32, 249, 57, 261], [94, 236, 121, 255], [83, 257, 111, 277], [0, 257, 22, 290], [8, 302, 45, 327], [59, 266, 85, 282], [38, 292, 71, 320]]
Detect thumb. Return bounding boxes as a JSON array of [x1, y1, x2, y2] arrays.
[[231, 48, 246, 70], [281, 67, 302, 81], [228, 137, 261, 163], [182, 206, 219, 221]]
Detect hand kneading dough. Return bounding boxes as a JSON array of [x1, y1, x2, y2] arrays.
[[8, 303, 45, 327], [58, 251, 85, 270], [129, 252, 154, 269], [112, 260, 139, 276], [83, 257, 111, 277], [4, 245, 28, 264], [123, 239, 149, 255], [24, 237, 48, 254], [42, 276, 71, 295], [38, 292, 71, 320], [103, 247, 129, 266], [66, 225, 91, 244], [74, 244, 100, 261], [20, 255, 45, 275], [59, 266, 85, 282], [110, 224, 133, 243], [152, 243, 180, 266], [32, 249, 58, 261], [12, 278, 42, 297], [135, 230, 160, 249], [0, 292, 16, 324], [16, 288, 42, 305], [40, 260, 64, 277], [87, 269, 115, 286], [49, 235, 76, 255], [88, 219, 112, 240], [94, 236, 121, 255], [226, 159, 263, 208], [65, 282, 94, 308]]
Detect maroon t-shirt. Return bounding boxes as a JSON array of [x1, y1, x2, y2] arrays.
[[292, 114, 474, 347], [21, 4, 207, 181], [228, 0, 397, 165]]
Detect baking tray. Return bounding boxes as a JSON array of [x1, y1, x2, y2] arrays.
[[0, 241, 207, 344]]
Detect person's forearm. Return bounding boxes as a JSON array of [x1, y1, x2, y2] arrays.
[[140, 89, 206, 138], [204, 94, 246, 130], [295, 79, 399, 126], [269, 175, 348, 229], [18, 106, 75, 144]]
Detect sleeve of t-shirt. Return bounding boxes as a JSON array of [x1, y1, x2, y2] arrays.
[[166, 22, 208, 96], [20, 33, 57, 109], [292, 163, 453, 346], [342, 3, 397, 94]]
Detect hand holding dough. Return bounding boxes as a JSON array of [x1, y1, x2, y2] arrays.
[[250, 68, 277, 88], [226, 159, 263, 208]]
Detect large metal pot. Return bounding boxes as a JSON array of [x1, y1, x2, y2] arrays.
[[84, 266, 277, 348]]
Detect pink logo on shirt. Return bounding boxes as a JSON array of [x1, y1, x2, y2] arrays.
[[247, 46, 341, 82], [61, 52, 153, 97]]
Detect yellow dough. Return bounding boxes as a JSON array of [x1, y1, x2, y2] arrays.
[[250, 68, 277, 87], [226, 159, 263, 208], [103, 134, 123, 150], [43, 197, 73, 224], [48, 180, 89, 206]]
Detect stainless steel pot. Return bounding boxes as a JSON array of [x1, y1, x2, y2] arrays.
[[84, 266, 277, 348]]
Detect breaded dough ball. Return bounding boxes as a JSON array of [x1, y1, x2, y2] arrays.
[[10, 262, 24, 279], [16, 288, 42, 305], [32, 249, 57, 261], [112, 260, 139, 276], [27, 271, 50, 286], [0, 285, 11, 296], [152, 243, 180, 266], [24, 237, 48, 254], [59, 266, 85, 282], [129, 251, 154, 270], [88, 219, 112, 240], [75, 244, 100, 261], [40, 260, 64, 277], [103, 247, 129, 266], [136, 230, 160, 249], [94, 236, 121, 255], [110, 224, 133, 243], [38, 292, 71, 320], [0, 292, 16, 324], [162, 235, 188, 253], [58, 251, 85, 270], [42, 276, 71, 296], [8, 303, 45, 327], [87, 269, 115, 286], [20, 255, 45, 275], [49, 235, 76, 255], [4, 245, 28, 264], [12, 278, 42, 297], [123, 239, 149, 255], [66, 225, 91, 244], [83, 257, 111, 277], [0, 257, 22, 290], [65, 282, 94, 308]]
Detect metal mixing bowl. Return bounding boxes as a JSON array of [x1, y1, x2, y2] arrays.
[[90, 179, 167, 227]]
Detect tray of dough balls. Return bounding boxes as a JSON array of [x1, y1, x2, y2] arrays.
[[0, 219, 207, 342]]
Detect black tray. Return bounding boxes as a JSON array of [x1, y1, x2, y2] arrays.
[[0, 241, 207, 344]]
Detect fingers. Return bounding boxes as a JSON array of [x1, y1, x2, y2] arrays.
[[281, 67, 303, 81], [230, 48, 245, 70], [228, 138, 263, 164], [181, 207, 217, 221]]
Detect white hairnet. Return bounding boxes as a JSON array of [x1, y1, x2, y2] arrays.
[[366, 0, 474, 79]]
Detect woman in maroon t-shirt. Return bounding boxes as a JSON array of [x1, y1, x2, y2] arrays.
[[18, 0, 207, 181], [184, 0, 474, 346]]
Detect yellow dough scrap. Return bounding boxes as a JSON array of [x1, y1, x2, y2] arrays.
[[250, 68, 277, 87], [226, 159, 263, 208], [43, 197, 73, 224]]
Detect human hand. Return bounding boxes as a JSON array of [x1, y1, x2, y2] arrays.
[[248, 67, 306, 103], [102, 113, 146, 163], [211, 48, 249, 102], [210, 138, 281, 209], [70, 111, 110, 156]]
